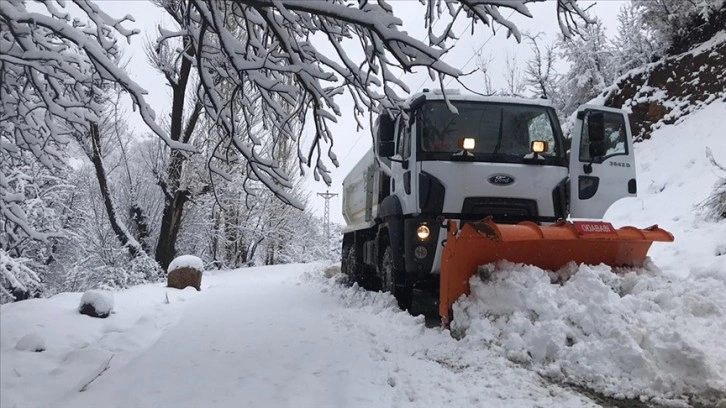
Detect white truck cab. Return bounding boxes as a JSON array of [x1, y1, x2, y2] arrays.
[[341, 90, 636, 309]]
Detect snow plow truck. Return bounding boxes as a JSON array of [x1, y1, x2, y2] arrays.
[[340, 90, 673, 325]]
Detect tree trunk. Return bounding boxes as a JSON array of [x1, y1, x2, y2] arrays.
[[88, 123, 142, 258], [155, 190, 189, 271], [153, 37, 202, 272]]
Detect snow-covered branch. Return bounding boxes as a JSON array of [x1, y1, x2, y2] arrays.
[[161, 0, 591, 207]]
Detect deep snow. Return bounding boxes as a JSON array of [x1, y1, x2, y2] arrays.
[[1, 106, 725, 407]]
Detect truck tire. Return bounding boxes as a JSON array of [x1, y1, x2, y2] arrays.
[[342, 244, 357, 285], [343, 244, 379, 291], [381, 245, 413, 311]]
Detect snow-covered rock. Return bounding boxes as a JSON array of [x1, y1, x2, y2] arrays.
[[167, 255, 204, 291], [79, 290, 114, 318], [15, 333, 46, 352], [167, 255, 204, 273]]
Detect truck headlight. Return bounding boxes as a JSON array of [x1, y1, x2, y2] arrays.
[[416, 225, 430, 240]]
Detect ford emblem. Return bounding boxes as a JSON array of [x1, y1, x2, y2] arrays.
[[488, 174, 515, 186]]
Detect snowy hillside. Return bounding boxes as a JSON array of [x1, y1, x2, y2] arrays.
[[2, 97, 726, 407]]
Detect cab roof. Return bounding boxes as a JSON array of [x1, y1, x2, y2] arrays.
[[405, 89, 554, 109]]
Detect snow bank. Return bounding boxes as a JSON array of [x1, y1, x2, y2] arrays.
[[452, 260, 726, 404], [0, 284, 198, 408], [167, 255, 204, 273], [79, 290, 114, 316]]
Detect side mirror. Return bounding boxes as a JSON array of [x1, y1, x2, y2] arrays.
[[586, 111, 606, 159], [589, 140, 606, 158], [377, 140, 395, 158], [587, 111, 605, 143], [378, 113, 395, 142]]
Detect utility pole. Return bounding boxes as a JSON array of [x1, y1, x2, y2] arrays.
[[317, 190, 338, 241]]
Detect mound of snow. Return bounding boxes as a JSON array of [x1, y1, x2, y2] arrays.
[[15, 334, 46, 352], [79, 290, 114, 317], [452, 260, 726, 404], [167, 255, 204, 273]]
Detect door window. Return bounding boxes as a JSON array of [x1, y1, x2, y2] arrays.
[[397, 115, 411, 159], [579, 111, 628, 162]]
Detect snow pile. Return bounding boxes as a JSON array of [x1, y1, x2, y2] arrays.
[[79, 290, 114, 317], [15, 334, 45, 352], [167, 255, 204, 273], [452, 260, 726, 404]]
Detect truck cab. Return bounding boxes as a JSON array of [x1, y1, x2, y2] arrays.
[[341, 90, 636, 309]]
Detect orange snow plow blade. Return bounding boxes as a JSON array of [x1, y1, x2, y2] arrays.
[[439, 218, 674, 324]]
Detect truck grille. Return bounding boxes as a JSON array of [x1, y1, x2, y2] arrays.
[[461, 197, 539, 224]]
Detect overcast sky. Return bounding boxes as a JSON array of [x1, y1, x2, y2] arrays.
[[98, 0, 627, 225]]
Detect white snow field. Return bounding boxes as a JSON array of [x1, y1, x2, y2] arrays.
[[1, 105, 725, 407]]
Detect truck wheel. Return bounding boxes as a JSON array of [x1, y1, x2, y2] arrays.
[[342, 244, 357, 285], [343, 244, 378, 290], [381, 245, 413, 311]]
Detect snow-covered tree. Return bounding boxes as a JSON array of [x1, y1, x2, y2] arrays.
[[612, 3, 659, 76], [2, 0, 594, 299], [557, 18, 615, 120], [144, 0, 591, 206], [2, 0, 593, 208], [633, 0, 725, 55], [143, 19, 206, 271], [523, 33, 559, 100]]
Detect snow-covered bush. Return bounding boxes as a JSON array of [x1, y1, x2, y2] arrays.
[[0, 249, 41, 304], [700, 148, 726, 220], [15, 333, 46, 352]]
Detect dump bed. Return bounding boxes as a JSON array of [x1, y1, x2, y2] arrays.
[[342, 151, 383, 232]]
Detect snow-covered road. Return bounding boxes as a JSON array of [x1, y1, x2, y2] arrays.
[[3, 264, 601, 408]]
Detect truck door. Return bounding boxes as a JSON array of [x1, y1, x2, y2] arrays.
[[569, 105, 636, 219]]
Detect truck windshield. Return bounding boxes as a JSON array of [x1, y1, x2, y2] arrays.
[[418, 101, 565, 165]]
